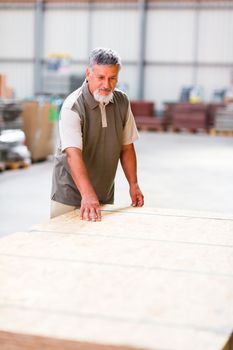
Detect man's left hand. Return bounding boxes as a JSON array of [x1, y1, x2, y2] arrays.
[[129, 183, 144, 207]]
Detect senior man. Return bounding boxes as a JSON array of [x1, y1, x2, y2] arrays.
[[51, 47, 144, 221]]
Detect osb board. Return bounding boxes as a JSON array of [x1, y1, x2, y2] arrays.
[[0, 205, 233, 350]]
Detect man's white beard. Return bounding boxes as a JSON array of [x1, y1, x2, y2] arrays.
[[93, 89, 114, 104]]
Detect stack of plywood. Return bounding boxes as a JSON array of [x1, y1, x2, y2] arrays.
[[0, 205, 233, 350]]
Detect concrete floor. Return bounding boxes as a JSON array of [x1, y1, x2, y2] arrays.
[[0, 131, 233, 237]]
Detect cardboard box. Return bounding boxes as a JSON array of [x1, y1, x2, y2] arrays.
[[21, 101, 57, 161], [0, 74, 7, 98], [0, 74, 14, 99]]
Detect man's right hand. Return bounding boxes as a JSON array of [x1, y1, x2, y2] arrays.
[[65, 148, 102, 222], [80, 194, 102, 222]]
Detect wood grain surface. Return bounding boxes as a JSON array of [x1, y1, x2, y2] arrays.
[[0, 205, 233, 350]]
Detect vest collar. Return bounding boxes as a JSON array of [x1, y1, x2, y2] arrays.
[[82, 80, 114, 109]]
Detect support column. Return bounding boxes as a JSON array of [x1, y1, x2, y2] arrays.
[[138, 0, 146, 100], [192, 1, 200, 86], [34, 0, 44, 95], [87, 0, 93, 58]]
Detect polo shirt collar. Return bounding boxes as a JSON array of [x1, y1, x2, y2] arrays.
[[82, 80, 114, 109]]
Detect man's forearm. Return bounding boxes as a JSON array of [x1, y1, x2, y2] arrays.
[[65, 147, 101, 221], [65, 147, 96, 197], [120, 144, 138, 185], [120, 143, 144, 207]]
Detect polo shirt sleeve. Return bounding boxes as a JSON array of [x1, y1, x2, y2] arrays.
[[122, 103, 139, 145], [59, 107, 83, 151]]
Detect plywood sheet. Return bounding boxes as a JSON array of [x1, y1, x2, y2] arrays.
[[0, 205, 233, 350]]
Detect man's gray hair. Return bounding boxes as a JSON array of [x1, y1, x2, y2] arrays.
[[89, 48, 121, 68]]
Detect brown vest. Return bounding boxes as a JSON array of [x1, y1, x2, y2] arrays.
[[51, 81, 129, 206]]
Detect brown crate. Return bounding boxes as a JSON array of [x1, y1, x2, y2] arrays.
[[134, 116, 167, 131], [130, 100, 155, 117], [171, 103, 208, 130]]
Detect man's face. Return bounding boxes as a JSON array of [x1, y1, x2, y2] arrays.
[[86, 64, 119, 96]]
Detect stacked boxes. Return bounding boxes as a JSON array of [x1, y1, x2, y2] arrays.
[[206, 102, 226, 127], [0, 102, 31, 167], [0, 74, 13, 99], [172, 103, 208, 131], [214, 105, 233, 131], [130, 100, 166, 131], [164, 102, 229, 132], [0, 129, 31, 166], [21, 101, 57, 162]]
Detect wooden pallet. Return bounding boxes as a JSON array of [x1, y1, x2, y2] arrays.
[[171, 127, 209, 134], [209, 129, 233, 137], [5, 160, 30, 170], [31, 157, 48, 164], [137, 126, 166, 132]]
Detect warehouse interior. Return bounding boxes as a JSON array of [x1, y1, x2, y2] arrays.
[[1, 0, 233, 236], [1, 1, 233, 349]]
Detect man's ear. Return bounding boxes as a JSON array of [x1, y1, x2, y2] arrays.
[[86, 67, 90, 81]]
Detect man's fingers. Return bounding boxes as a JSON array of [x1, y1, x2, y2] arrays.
[[137, 194, 144, 207], [131, 192, 144, 207], [80, 207, 85, 220], [90, 207, 102, 221], [90, 208, 97, 222], [96, 208, 102, 221], [80, 206, 101, 222], [83, 208, 90, 221], [131, 194, 137, 207]]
